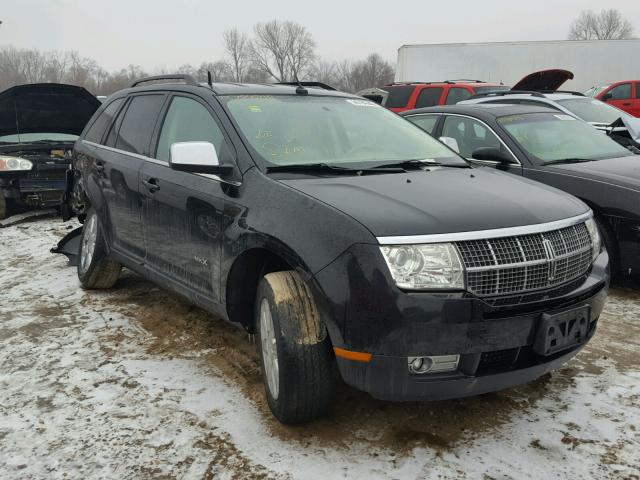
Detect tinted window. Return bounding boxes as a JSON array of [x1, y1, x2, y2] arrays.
[[156, 96, 230, 162], [557, 98, 632, 123], [608, 83, 632, 100], [383, 86, 415, 108], [442, 115, 506, 159], [116, 95, 165, 155], [445, 88, 472, 105], [406, 114, 439, 135], [415, 87, 443, 108], [637, 83, 640, 99], [83, 98, 124, 144]]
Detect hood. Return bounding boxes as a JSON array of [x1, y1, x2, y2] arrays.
[[619, 116, 640, 143], [512, 69, 574, 92], [549, 155, 640, 192], [0, 83, 101, 140], [279, 167, 588, 237]]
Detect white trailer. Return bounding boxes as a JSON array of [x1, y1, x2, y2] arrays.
[[396, 39, 640, 92]]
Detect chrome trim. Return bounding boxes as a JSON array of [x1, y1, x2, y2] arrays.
[[376, 211, 593, 245], [82, 140, 242, 186]]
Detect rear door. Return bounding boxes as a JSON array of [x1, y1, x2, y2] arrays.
[[444, 87, 473, 105], [100, 93, 166, 260], [603, 82, 634, 115], [141, 94, 236, 303], [413, 86, 444, 109]]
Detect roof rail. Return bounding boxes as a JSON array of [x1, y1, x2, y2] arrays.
[[445, 79, 485, 83], [539, 90, 585, 96], [131, 74, 199, 88], [275, 81, 336, 91], [469, 90, 546, 99]]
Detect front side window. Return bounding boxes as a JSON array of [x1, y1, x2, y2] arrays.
[[557, 98, 631, 124], [406, 114, 439, 135], [415, 87, 443, 108], [84, 97, 124, 144], [498, 112, 632, 164], [636, 83, 640, 99], [221, 95, 465, 167], [441, 116, 504, 159], [115, 95, 165, 155], [156, 96, 230, 162], [445, 88, 472, 105], [608, 83, 632, 100]]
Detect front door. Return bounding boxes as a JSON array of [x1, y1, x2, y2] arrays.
[[603, 82, 634, 116], [141, 94, 235, 303]]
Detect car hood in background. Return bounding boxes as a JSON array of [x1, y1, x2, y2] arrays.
[[512, 69, 574, 92], [549, 155, 640, 192], [0, 83, 101, 139], [279, 167, 588, 237]]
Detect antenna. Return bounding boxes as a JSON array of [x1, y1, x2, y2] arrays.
[[286, 53, 307, 95], [207, 71, 213, 88]]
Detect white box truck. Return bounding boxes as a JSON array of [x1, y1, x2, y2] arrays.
[[396, 39, 640, 92]]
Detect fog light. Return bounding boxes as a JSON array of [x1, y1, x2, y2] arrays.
[[408, 355, 459, 374]]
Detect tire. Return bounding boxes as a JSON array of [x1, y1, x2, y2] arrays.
[[0, 194, 7, 220], [596, 216, 619, 278], [255, 271, 335, 424], [77, 208, 121, 289]]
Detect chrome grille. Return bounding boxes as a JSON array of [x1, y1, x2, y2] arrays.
[[456, 222, 593, 298]]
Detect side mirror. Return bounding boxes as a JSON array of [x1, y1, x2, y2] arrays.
[[169, 141, 233, 175], [439, 136, 460, 153], [472, 147, 513, 164], [601, 93, 612, 101]]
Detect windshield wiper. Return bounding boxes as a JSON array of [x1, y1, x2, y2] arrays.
[[544, 158, 595, 166], [266, 163, 404, 174], [373, 159, 470, 169]]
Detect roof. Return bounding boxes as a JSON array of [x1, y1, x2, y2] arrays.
[[400, 103, 559, 119]]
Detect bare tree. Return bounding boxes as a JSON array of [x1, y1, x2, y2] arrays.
[[223, 28, 251, 82], [251, 20, 315, 81], [568, 9, 634, 40], [197, 61, 233, 82]]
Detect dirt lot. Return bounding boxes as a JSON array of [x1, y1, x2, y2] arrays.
[[1, 216, 639, 479]]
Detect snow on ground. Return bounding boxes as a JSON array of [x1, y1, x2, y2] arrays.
[[1, 216, 639, 480]]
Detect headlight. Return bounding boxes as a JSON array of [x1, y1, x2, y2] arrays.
[[584, 216, 602, 261], [0, 155, 33, 172], [380, 243, 465, 290]]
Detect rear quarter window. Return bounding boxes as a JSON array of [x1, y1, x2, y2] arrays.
[[383, 86, 415, 108], [83, 98, 124, 144], [115, 94, 165, 155]]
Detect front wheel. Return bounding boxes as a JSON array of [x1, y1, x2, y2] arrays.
[[77, 208, 121, 289], [255, 271, 335, 424]]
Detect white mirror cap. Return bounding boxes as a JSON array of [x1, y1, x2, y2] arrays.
[[439, 136, 460, 154], [170, 141, 220, 167]]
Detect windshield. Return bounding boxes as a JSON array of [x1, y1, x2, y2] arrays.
[[584, 85, 609, 98], [221, 95, 465, 168], [0, 133, 78, 144], [556, 98, 631, 124], [498, 112, 633, 164]]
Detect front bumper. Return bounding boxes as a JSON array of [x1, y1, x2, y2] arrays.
[[314, 244, 609, 401]]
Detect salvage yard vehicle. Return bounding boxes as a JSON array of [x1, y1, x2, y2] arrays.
[[0, 83, 101, 219], [70, 75, 608, 423], [403, 104, 640, 277], [585, 80, 640, 118]]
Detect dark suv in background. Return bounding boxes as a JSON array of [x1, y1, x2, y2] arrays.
[[69, 75, 608, 423]]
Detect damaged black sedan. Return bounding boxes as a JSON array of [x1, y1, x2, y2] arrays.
[[0, 83, 101, 219]]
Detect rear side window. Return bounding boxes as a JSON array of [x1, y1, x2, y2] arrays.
[[445, 87, 472, 105], [383, 86, 415, 108], [636, 83, 640, 99], [155, 96, 231, 162], [415, 87, 443, 108], [116, 95, 165, 155], [407, 114, 439, 135], [608, 83, 632, 100], [83, 98, 124, 144]]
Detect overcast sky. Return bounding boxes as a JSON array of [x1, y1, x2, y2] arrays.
[[2, 0, 639, 71]]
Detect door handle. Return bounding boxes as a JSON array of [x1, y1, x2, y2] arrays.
[[622, 102, 632, 106], [142, 178, 160, 193]]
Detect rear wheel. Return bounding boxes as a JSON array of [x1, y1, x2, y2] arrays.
[[255, 271, 335, 424], [77, 208, 121, 289]]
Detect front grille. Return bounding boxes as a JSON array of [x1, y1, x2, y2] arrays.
[[456, 222, 593, 299]]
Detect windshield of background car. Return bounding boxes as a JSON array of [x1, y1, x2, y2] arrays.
[[498, 112, 633, 163], [221, 95, 466, 167], [557, 98, 631, 124], [0, 133, 78, 144], [584, 85, 609, 98]]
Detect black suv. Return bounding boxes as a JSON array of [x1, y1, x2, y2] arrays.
[[70, 75, 609, 423]]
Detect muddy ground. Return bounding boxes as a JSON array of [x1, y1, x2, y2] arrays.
[[1, 217, 639, 479]]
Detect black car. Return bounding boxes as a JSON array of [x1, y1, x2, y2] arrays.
[[402, 104, 640, 278], [0, 83, 101, 219], [68, 75, 608, 423]]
